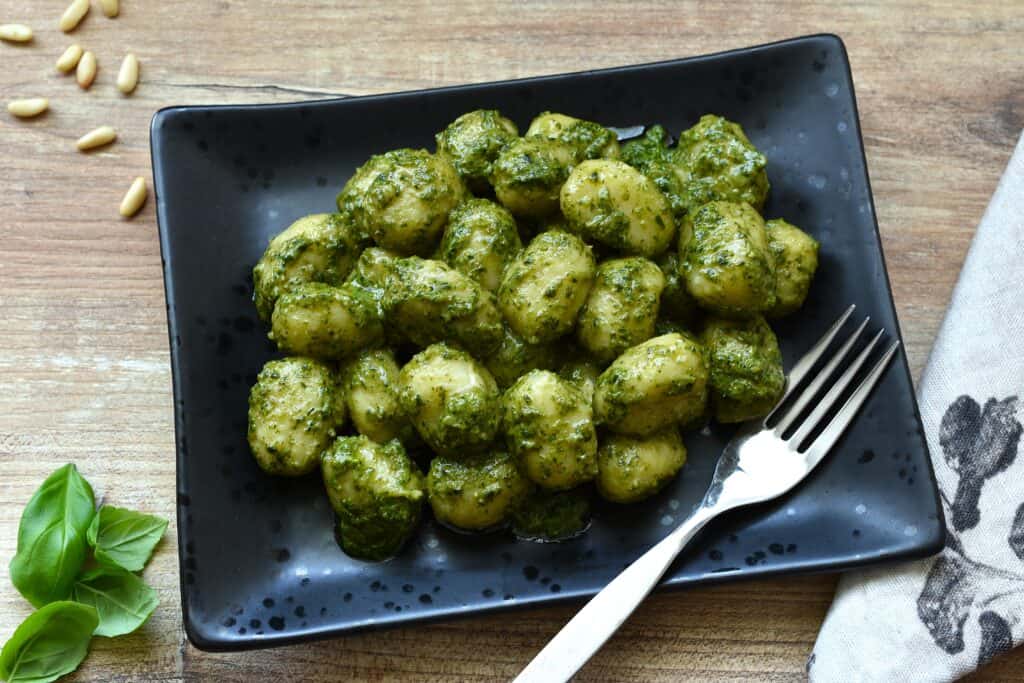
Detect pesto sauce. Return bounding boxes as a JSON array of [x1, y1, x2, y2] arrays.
[[701, 315, 785, 423], [510, 486, 592, 541]]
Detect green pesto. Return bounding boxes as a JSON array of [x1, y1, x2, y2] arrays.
[[673, 114, 770, 213], [343, 246, 409, 346], [502, 370, 598, 490], [596, 428, 687, 503], [398, 343, 501, 456], [270, 281, 383, 359], [321, 436, 424, 561], [342, 349, 418, 446], [655, 250, 700, 325], [435, 109, 519, 191], [594, 333, 709, 435], [560, 159, 676, 257], [765, 218, 819, 317], [490, 137, 576, 217], [426, 450, 529, 531], [497, 230, 596, 344], [484, 323, 560, 390], [680, 201, 777, 318], [576, 257, 665, 362], [620, 124, 689, 220], [526, 111, 620, 161], [247, 357, 344, 477], [510, 485, 592, 541], [557, 356, 603, 404], [344, 247, 399, 310], [252, 212, 367, 322], [440, 198, 523, 292], [701, 315, 785, 423], [336, 148, 466, 255], [383, 257, 504, 356]]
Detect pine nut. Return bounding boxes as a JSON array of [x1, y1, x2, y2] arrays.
[[7, 98, 49, 118], [56, 44, 84, 73], [76, 50, 97, 89], [119, 177, 148, 218], [0, 23, 33, 42], [59, 0, 90, 32], [99, 0, 119, 18], [77, 125, 117, 151], [117, 53, 139, 94]]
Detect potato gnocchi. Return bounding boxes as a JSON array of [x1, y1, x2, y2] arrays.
[[246, 108, 819, 559]]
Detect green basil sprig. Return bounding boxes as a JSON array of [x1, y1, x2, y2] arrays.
[[2, 464, 168, 682], [9, 464, 95, 608], [0, 601, 98, 683], [71, 567, 160, 638], [87, 505, 169, 572]]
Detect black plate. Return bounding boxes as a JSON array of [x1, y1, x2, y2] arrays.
[[152, 34, 944, 651]]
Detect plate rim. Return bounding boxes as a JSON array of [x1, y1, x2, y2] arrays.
[[151, 31, 946, 652]]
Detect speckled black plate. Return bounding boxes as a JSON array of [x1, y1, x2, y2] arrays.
[[152, 34, 944, 651]]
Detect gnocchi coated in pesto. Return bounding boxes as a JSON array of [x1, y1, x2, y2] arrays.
[[246, 107, 820, 560]]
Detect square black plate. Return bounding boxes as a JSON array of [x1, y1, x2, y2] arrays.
[[152, 34, 944, 651]]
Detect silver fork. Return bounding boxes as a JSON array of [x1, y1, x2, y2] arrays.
[[514, 304, 901, 683]]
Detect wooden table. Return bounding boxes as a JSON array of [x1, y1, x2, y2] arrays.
[[1, 1, 1021, 680]]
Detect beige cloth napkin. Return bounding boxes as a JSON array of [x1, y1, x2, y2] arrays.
[[809, 131, 1024, 681]]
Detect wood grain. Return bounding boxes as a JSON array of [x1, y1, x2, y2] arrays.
[[0, 1, 1021, 680]]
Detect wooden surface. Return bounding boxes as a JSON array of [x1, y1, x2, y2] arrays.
[[1, 1, 1022, 680]]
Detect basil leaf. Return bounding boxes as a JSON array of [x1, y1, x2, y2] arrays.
[[9, 464, 96, 607], [0, 601, 98, 683], [71, 567, 159, 637], [86, 505, 168, 572]]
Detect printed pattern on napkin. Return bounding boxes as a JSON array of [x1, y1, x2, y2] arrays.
[[809, 131, 1024, 683], [917, 396, 1021, 660]]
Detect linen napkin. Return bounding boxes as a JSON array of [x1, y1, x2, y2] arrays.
[[809, 131, 1024, 682]]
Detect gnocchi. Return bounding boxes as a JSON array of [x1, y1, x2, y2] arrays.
[[270, 282, 382, 359], [427, 450, 529, 531], [502, 370, 598, 490], [561, 159, 676, 257], [766, 218, 820, 317], [594, 333, 709, 436], [440, 198, 522, 292], [343, 349, 418, 446], [247, 357, 345, 476], [490, 137, 576, 217], [321, 435, 425, 561], [597, 427, 688, 503], [337, 148, 466, 255], [399, 343, 501, 456], [577, 257, 665, 362], [436, 109, 519, 191], [384, 256, 504, 356], [701, 315, 785, 423], [525, 111, 620, 161], [497, 230, 596, 344], [252, 212, 366, 322], [680, 200, 777, 318], [245, 108, 822, 556]]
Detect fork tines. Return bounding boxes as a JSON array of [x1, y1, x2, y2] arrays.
[[768, 304, 901, 458]]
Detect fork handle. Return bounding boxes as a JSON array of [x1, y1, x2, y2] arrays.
[[513, 505, 717, 683]]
